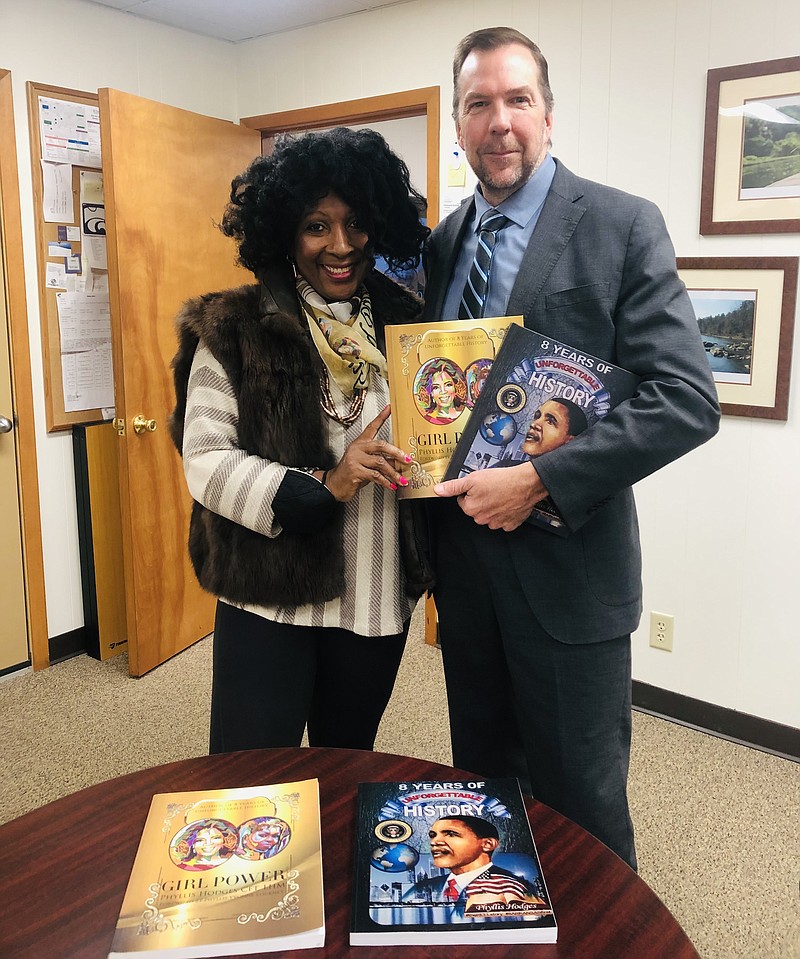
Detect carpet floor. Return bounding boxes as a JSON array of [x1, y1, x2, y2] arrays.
[[1, 603, 797, 959]]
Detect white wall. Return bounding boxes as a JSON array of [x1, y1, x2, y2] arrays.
[[307, 117, 428, 198], [3, 0, 798, 730]]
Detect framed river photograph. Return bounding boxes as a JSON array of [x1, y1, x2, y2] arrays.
[[700, 56, 800, 235], [677, 257, 797, 420]]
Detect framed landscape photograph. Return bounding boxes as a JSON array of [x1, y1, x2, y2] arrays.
[[700, 57, 800, 235], [677, 257, 797, 419]]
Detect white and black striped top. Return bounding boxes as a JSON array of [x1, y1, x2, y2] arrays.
[[182, 344, 413, 637]]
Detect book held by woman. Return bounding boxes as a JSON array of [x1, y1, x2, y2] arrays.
[[385, 316, 522, 497]]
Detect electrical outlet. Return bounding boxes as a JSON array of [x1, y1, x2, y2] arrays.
[[649, 612, 674, 651]]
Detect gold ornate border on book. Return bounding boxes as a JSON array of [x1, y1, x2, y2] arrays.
[[386, 316, 522, 498], [109, 779, 325, 957]]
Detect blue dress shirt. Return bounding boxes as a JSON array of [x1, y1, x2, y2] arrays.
[[441, 153, 556, 321]]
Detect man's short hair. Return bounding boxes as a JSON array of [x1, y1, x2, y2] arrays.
[[552, 397, 588, 437], [452, 26, 555, 119], [438, 815, 499, 841]]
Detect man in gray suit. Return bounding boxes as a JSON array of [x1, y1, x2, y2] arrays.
[[425, 27, 720, 870]]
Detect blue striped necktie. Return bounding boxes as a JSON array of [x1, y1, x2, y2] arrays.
[[458, 208, 511, 319]]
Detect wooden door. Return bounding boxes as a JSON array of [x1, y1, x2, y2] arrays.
[[0, 208, 28, 672], [0, 69, 46, 672], [100, 89, 259, 676]]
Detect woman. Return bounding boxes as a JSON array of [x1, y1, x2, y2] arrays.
[[172, 820, 237, 871], [237, 817, 291, 861], [169, 128, 433, 754], [417, 359, 467, 424]]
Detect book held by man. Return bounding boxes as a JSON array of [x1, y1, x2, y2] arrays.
[[108, 779, 324, 958], [445, 323, 640, 536], [385, 316, 522, 497], [350, 777, 556, 945]]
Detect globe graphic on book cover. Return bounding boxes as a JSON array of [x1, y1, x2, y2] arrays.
[[371, 842, 419, 873], [479, 411, 517, 446]]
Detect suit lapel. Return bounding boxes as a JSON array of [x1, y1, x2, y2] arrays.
[[507, 162, 587, 318], [424, 198, 475, 319], [426, 163, 588, 320]]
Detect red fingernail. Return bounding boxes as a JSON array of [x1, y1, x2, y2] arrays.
[[405, 455, 412, 463], [390, 483, 397, 491], [399, 477, 408, 486]]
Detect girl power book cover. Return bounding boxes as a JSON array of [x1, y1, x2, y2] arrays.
[[108, 780, 324, 957], [350, 778, 556, 945], [385, 317, 521, 497]]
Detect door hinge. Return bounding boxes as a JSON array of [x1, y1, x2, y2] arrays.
[[112, 417, 126, 436]]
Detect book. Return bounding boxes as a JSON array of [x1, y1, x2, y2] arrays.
[[108, 779, 324, 958], [350, 777, 556, 945], [385, 316, 522, 497], [444, 324, 640, 536]]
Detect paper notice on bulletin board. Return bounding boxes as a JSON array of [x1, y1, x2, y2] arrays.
[[62, 345, 114, 412], [56, 291, 114, 411], [39, 96, 102, 168], [41, 160, 74, 223], [80, 170, 106, 270]]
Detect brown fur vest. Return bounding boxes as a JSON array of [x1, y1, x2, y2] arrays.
[[169, 265, 432, 607]]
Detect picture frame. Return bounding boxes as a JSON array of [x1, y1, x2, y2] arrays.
[[700, 57, 800, 235], [677, 257, 797, 420]]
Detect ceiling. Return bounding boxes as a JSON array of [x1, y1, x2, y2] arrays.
[[84, 0, 420, 43]]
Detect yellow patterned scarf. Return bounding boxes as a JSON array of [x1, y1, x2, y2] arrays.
[[296, 275, 388, 398]]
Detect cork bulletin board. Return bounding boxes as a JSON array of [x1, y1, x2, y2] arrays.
[[27, 81, 111, 432]]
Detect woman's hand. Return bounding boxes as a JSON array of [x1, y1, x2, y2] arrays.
[[324, 405, 410, 502]]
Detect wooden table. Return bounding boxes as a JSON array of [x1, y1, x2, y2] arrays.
[[0, 748, 698, 958]]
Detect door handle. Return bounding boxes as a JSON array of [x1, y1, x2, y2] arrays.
[[132, 415, 157, 435], [0, 415, 13, 434]]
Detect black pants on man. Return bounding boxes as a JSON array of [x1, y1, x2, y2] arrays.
[[433, 500, 636, 870]]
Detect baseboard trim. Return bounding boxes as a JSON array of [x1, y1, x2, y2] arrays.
[[0, 659, 31, 678], [632, 681, 798, 762], [48, 627, 86, 664]]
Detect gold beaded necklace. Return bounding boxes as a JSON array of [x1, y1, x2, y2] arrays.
[[319, 369, 366, 427]]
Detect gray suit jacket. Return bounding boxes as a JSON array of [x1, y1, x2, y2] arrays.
[[424, 160, 720, 643]]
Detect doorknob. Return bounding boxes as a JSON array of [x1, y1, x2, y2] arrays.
[[132, 414, 157, 434], [0, 415, 13, 434]]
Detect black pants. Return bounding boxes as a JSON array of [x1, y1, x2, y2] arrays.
[[434, 501, 637, 870], [209, 600, 408, 754]]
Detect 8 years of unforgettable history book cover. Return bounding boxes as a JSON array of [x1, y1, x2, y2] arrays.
[[350, 777, 556, 945], [385, 316, 521, 497], [445, 324, 640, 536], [108, 779, 324, 958]]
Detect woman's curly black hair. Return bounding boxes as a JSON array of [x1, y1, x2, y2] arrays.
[[220, 127, 429, 278]]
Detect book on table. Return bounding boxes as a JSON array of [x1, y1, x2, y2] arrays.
[[108, 779, 324, 958], [444, 323, 640, 536], [385, 315, 522, 497], [350, 776, 556, 945]]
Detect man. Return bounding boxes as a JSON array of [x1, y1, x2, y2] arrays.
[[523, 398, 586, 455], [425, 27, 720, 870], [499, 398, 587, 462], [402, 816, 540, 905]]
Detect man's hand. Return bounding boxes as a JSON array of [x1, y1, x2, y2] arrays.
[[434, 462, 550, 531]]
